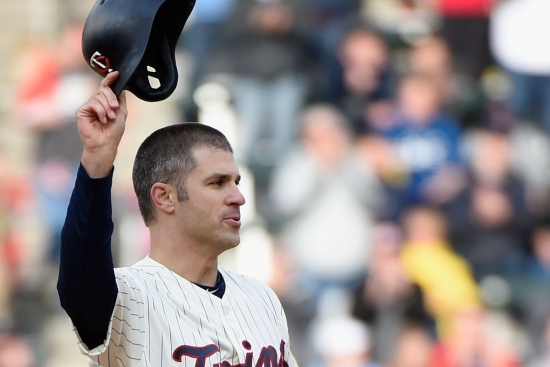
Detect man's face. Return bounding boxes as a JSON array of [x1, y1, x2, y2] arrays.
[[176, 146, 245, 254]]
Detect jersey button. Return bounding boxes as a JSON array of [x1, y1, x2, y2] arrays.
[[223, 307, 231, 315]]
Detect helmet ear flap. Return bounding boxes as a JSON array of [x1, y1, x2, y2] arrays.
[[82, 0, 195, 102], [127, 31, 177, 102]]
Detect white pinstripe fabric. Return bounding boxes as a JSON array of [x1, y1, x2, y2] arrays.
[[73, 256, 297, 367]]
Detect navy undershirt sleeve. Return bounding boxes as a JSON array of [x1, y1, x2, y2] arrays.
[[57, 164, 118, 350]]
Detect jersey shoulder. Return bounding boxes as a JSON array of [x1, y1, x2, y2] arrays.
[[221, 268, 283, 306], [220, 268, 272, 289], [114, 256, 165, 276], [113, 256, 164, 292]]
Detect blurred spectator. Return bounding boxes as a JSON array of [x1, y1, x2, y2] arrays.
[[180, 0, 235, 88], [407, 35, 485, 127], [528, 315, 550, 367], [351, 221, 434, 363], [490, 0, 550, 133], [13, 21, 96, 264], [267, 245, 316, 367], [0, 152, 28, 329], [309, 315, 380, 367], [356, 135, 409, 221], [386, 325, 434, 367], [512, 224, 550, 356], [431, 0, 495, 80], [335, 27, 394, 136], [177, 0, 235, 120], [399, 205, 481, 338], [0, 334, 35, 367], [223, 0, 314, 168], [444, 130, 535, 283], [308, 0, 363, 102], [268, 104, 382, 312], [361, 0, 439, 46], [407, 36, 453, 106], [430, 305, 522, 367], [509, 123, 550, 215], [375, 73, 467, 209]]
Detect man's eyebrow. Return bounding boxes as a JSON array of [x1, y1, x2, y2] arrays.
[[205, 173, 241, 182]]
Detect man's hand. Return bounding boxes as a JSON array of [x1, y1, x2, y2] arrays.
[[77, 72, 128, 178]]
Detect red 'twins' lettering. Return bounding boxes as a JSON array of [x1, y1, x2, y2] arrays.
[[173, 340, 290, 367]]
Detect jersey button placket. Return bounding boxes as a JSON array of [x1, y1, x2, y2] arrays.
[[220, 300, 243, 348]]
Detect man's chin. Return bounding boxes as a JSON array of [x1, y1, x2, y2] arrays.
[[219, 235, 241, 253]]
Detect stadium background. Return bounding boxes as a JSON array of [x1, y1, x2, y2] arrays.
[[1, 0, 550, 366]]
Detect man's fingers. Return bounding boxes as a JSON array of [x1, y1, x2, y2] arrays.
[[99, 72, 121, 108], [94, 91, 118, 121], [88, 99, 109, 124], [92, 72, 127, 119], [100, 71, 119, 88], [96, 84, 118, 109]]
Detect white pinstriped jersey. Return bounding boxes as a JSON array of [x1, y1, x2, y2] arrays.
[[74, 256, 297, 367]]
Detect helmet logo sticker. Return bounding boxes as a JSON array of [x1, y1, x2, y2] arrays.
[[90, 51, 114, 73]]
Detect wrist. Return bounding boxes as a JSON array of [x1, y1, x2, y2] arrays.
[[81, 149, 116, 178]]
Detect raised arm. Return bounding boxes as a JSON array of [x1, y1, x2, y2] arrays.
[[57, 72, 128, 349], [77, 72, 128, 178]]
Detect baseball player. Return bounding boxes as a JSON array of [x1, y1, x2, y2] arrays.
[[57, 72, 298, 367]]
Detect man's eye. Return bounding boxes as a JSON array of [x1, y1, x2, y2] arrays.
[[211, 181, 223, 186]]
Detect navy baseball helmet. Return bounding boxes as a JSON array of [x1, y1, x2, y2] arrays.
[[82, 0, 195, 102]]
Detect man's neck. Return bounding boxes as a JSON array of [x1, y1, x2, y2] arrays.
[[148, 229, 219, 287]]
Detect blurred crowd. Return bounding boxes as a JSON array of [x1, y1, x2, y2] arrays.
[[3, 0, 550, 366]]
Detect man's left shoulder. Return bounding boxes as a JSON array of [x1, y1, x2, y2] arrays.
[[220, 268, 270, 287], [221, 269, 281, 301]]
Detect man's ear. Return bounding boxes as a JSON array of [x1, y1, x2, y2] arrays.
[[150, 183, 177, 215]]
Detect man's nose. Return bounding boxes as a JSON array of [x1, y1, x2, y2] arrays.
[[227, 185, 246, 206]]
